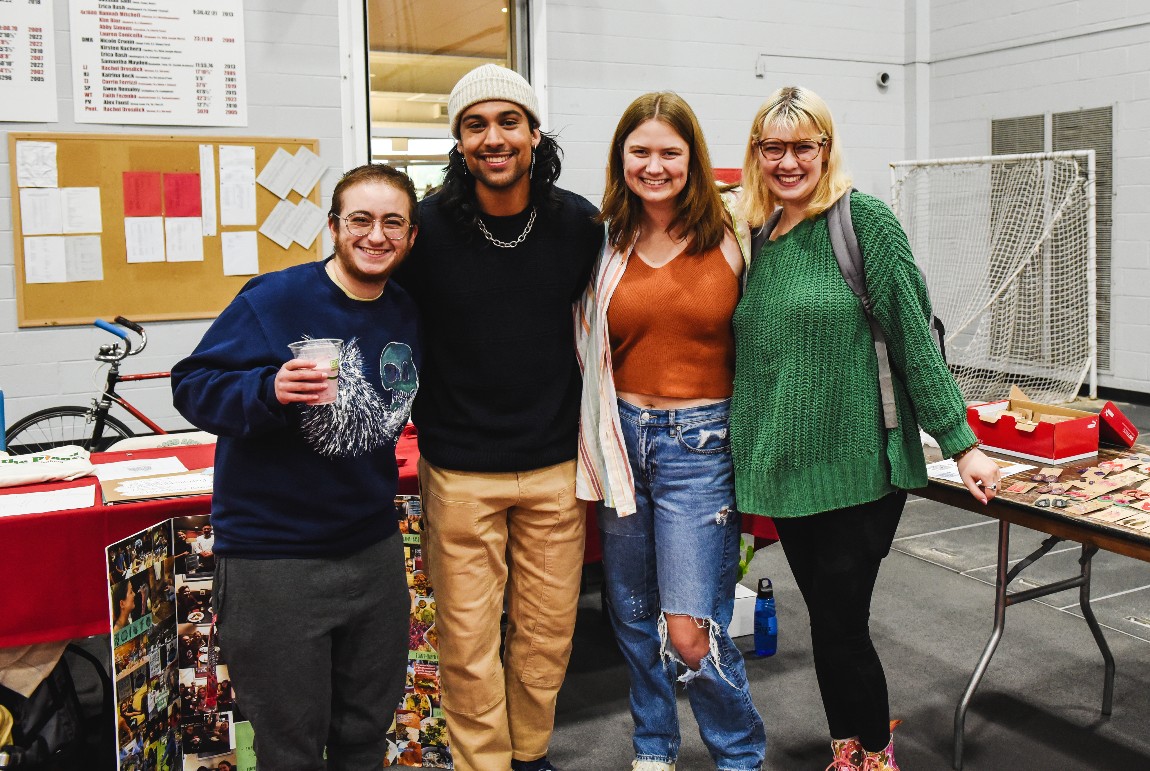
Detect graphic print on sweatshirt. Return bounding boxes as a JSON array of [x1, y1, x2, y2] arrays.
[[300, 338, 418, 457]]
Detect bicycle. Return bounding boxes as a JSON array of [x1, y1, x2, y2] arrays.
[[5, 316, 173, 455]]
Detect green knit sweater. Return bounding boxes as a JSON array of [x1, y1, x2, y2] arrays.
[[731, 191, 977, 518]]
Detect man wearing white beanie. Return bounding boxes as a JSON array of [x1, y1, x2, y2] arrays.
[[394, 64, 602, 771]]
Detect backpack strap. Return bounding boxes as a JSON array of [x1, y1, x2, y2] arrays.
[[827, 190, 899, 430], [745, 208, 783, 293]]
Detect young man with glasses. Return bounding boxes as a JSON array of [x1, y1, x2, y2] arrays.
[[172, 163, 422, 770], [393, 65, 602, 771]]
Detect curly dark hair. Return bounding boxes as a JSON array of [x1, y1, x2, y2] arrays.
[[437, 129, 564, 238]]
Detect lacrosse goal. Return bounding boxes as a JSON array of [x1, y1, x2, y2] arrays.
[[890, 150, 1097, 404]]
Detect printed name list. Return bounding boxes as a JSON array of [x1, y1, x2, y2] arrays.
[[0, 0, 58, 122], [70, 0, 247, 127]]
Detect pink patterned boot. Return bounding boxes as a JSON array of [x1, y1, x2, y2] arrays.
[[861, 734, 900, 771], [826, 737, 863, 771]]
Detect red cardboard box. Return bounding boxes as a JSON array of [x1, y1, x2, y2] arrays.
[[966, 387, 1138, 463], [1099, 402, 1139, 448]]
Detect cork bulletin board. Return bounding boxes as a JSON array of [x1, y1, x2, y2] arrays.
[[9, 132, 323, 328]]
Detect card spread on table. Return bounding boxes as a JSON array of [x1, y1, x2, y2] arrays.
[[1087, 507, 1131, 523], [1067, 500, 1110, 516], [1105, 469, 1148, 487], [1099, 457, 1145, 473]]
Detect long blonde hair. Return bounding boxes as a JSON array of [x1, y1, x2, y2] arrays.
[[599, 92, 728, 253], [737, 86, 852, 228]]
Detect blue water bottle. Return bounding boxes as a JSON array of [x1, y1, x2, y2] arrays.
[[754, 578, 777, 657]]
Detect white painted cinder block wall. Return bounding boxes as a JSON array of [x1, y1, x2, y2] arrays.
[[545, 0, 913, 206], [0, 1, 348, 432], [3, 1, 1148, 434], [928, 0, 1150, 392]]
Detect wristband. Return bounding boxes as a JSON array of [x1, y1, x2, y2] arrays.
[[952, 442, 980, 462]]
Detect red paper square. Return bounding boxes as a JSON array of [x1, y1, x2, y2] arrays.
[[123, 171, 163, 217], [163, 173, 203, 217]]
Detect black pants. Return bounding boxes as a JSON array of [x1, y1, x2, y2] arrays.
[[772, 490, 907, 752]]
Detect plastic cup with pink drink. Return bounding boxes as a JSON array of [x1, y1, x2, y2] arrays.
[[287, 338, 343, 405]]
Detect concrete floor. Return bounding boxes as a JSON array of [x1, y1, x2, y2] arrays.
[[552, 397, 1150, 770], [66, 398, 1150, 769]]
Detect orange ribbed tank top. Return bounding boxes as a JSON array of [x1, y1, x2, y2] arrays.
[[608, 244, 739, 399]]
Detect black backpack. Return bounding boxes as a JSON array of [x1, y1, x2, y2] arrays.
[[0, 645, 109, 770], [750, 189, 946, 430]]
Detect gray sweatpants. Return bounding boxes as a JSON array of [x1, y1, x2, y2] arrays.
[[213, 531, 409, 771]]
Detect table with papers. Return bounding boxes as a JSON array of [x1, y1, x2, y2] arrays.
[[919, 442, 1150, 769]]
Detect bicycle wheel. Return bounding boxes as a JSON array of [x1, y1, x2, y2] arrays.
[[5, 406, 134, 455]]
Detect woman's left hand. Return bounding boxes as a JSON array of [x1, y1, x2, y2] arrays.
[[957, 447, 1000, 504]]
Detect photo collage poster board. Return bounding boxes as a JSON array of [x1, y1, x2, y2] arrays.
[[107, 497, 446, 769], [107, 513, 251, 771], [384, 495, 452, 768]]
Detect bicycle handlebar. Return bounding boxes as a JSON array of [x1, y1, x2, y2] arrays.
[[114, 316, 144, 335], [94, 318, 129, 340], [93, 317, 148, 360]]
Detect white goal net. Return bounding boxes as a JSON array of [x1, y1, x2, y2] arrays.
[[890, 151, 1097, 404]]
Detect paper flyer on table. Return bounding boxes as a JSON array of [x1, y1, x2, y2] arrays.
[[926, 458, 1035, 484], [94, 456, 189, 482], [103, 468, 214, 503], [0, 484, 97, 517]]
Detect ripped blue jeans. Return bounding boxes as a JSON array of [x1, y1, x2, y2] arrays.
[[599, 398, 766, 771]]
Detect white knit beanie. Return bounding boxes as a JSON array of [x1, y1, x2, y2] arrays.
[[447, 64, 541, 138]]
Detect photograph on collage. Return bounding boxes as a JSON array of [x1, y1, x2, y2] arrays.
[[181, 748, 239, 771], [176, 575, 213, 625], [108, 521, 180, 771], [383, 496, 452, 768], [172, 514, 216, 578]]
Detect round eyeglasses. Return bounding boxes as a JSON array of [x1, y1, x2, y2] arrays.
[[340, 214, 412, 240], [754, 138, 828, 162]]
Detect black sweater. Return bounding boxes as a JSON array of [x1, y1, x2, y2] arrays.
[[395, 187, 601, 471]]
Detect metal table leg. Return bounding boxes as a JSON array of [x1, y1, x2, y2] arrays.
[[1078, 544, 1115, 715], [953, 524, 1103, 768], [954, 519, 1011, 769]]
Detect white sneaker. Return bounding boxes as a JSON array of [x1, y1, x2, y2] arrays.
[[631, 761, 676, 771]]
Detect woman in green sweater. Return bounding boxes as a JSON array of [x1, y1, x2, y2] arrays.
[[731, 86, 1001, 771]]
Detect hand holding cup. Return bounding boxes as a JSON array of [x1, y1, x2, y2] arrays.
[[277, 339, 343, 405]]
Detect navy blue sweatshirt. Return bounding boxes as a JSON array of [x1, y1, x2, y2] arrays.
[[172, 259, 420, 558], [393, 188, 601, 472]]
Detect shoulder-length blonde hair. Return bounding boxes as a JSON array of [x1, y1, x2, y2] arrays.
[[737, 86, 852, 228], [599, 92, 728, 253]]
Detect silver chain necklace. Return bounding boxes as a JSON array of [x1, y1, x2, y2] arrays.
[[477, 207, 537, 249]]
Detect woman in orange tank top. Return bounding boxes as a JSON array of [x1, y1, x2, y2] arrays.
[[576, 92, 766, 771]]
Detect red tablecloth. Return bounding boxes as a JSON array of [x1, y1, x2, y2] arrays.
[[0, 426, 774, 648], [0, 438, 421, 648]]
